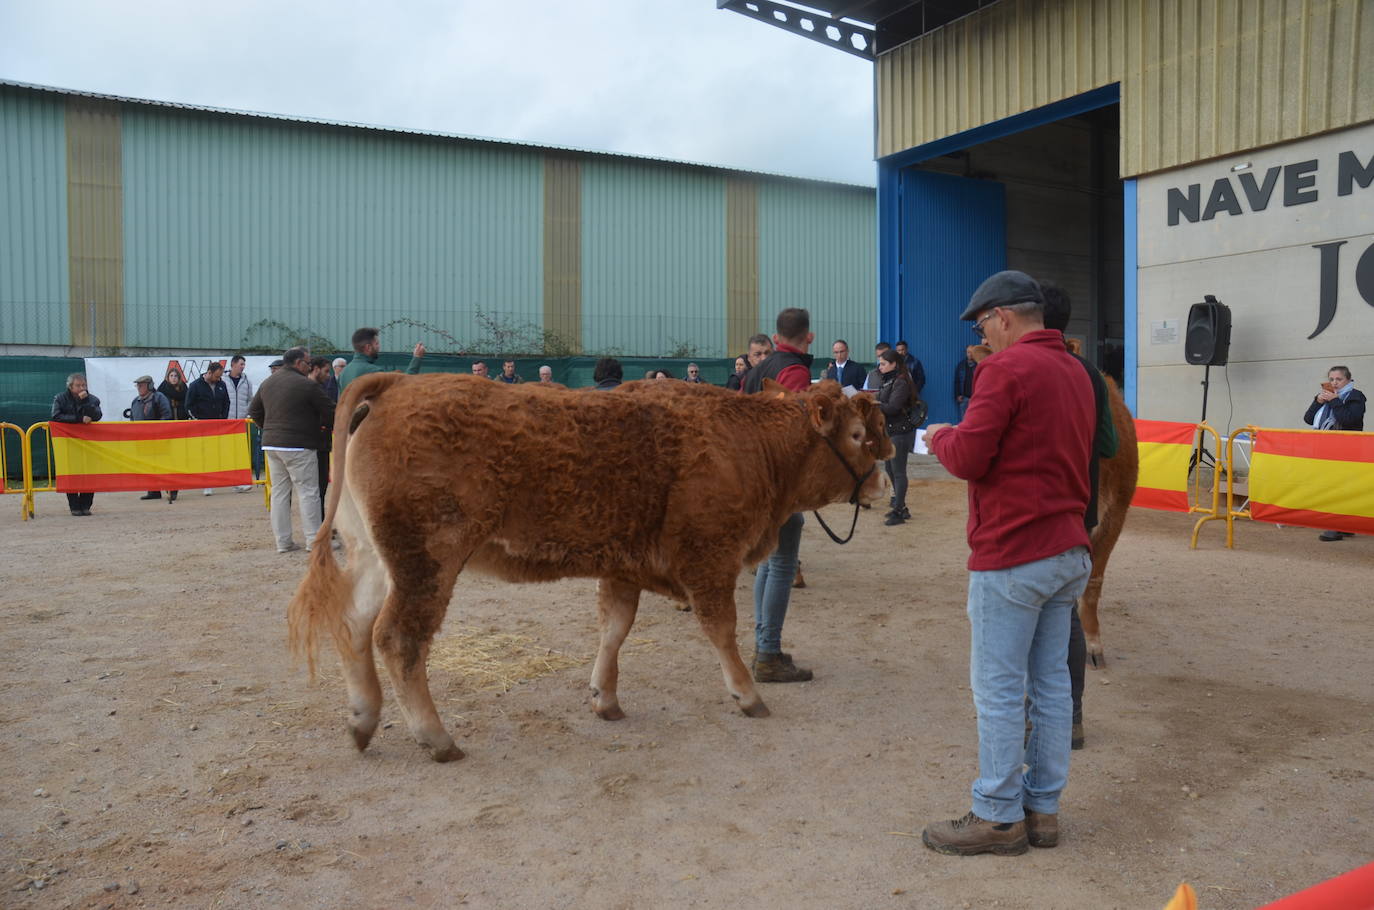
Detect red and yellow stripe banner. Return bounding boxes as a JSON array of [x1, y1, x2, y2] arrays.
[[50, 419, 252, 492], [1132, 419, 1196, 512], [1248, 428, 1374, 534]]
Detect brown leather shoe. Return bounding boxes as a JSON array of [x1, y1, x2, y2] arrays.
[[1024, 810, 1059, 848], [922, 812, 1028, 856], [752, 651, 813, 683]]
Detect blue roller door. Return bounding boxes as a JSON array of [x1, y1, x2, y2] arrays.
[[898, 170, 1005, 426]]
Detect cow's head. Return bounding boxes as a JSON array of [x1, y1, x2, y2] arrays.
[[767, 379, 894, 508]]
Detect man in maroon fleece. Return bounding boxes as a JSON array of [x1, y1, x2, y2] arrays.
[[920, 270, 1096, 856]]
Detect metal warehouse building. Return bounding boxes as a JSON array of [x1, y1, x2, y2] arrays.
[[0, 80, 875, 360], [725, 0, 1373, 429]]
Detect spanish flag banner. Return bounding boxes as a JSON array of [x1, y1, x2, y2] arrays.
[[50, 420, 252, 493], [1248, 428, 1374, 534], [1132, 419, 1196, 512]]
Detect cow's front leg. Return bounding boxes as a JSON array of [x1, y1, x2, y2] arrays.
[[590, 579, 641, 720], [691, 588, 769, 718]]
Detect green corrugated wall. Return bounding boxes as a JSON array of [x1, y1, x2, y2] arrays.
[[120, 109, 544, 352], [758, 181, 877, 355], [0, 83, 877, 359], [0, 87, 69, 346]]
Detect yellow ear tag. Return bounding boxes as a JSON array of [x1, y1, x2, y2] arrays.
[[774, 392, 786, 400]]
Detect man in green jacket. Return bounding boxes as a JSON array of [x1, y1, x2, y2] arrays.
[[338, 327, 426, 392]]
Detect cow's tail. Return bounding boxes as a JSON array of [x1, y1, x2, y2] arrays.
[[288, 371, 407, 678]]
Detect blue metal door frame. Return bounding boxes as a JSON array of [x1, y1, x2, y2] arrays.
[[877, 84, 1132, 407]]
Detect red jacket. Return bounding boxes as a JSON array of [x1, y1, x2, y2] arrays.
[[928, 329, 1094, 571]]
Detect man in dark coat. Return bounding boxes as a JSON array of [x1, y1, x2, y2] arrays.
[[185, 361, 231, 495], [50, 373, 102, 516], [822, 339, 865, 392], [247, 347, 336, 553]]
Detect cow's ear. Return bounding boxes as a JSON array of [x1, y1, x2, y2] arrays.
[[761, 377, 792, 396], [806, 394, 836, 434]]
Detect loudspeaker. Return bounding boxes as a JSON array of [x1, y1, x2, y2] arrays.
[[1185, 296, 1231, 366]]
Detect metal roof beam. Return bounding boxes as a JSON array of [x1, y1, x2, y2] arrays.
[[716, 0, 875, 60]]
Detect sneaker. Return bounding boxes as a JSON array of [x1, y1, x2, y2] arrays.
[[884, 513, 906, 526], [277, 543, 302, 554], [203, 489, 214, 496], [1340, 532, 1356, 538], [900, 506, 911, 519], [235, 485, 252, 493], [922, 811, 1027, 856], [752, 651, 813, 683], [1024, 810, 1059, 848], [1318, 530, 1343, 541]]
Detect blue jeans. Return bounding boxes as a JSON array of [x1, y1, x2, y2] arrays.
[[967, 546, 1091, 821], [956, 399, 969, 421], [753, 512, 804, 654]]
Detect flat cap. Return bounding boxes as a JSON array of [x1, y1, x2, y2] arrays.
[[133, 374, 154, 384], [959, 270, 1045, 320], [268, 359, 284, 368]]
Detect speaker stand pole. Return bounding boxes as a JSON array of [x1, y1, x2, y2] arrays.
[[1191, 364, 1217, 472]]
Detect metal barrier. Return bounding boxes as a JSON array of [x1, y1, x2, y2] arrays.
[[1, 422, 25, 492], [21, 422, 54, 520], [1186, 422, 1225, 548]]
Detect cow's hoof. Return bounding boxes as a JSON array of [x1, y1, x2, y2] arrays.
[[1088, 649, 1107, 669], [430, 743, 466, 763], [594, 703, 626, 721], [737, 698, 770, 718], [349, 725, 375, 753]]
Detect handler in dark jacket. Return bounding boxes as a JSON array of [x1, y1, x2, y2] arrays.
[[248, 347, 336, 553], [185, 362, 230, 420], [51, 373, 102, 516], [130, 375, 177, 502]]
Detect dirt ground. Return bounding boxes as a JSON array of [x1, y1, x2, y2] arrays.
[[2, 462, 1371, 910]]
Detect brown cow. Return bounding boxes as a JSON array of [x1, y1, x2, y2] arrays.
[[288, 374, 893, 762], [969, 342, 1139, 666]]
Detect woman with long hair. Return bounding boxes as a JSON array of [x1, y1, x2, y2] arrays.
[[158, 365, 189, 421], [876, 348, 920, 526], [725, 355, 748, 391]]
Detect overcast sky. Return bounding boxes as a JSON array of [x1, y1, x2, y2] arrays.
[[0, 0, 877, 185]]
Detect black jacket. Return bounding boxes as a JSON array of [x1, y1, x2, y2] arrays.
[[876, 372, 917, 434], [1304, 389, 1366, 431], [185, 376, 230, 420], [51, 389, 103, 423], [742, 349, 813, 394], [158, 380, 189, 419]]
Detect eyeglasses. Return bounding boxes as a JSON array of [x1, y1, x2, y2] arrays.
[[972, 310, 998, 339], [688, 370, 699, 374]]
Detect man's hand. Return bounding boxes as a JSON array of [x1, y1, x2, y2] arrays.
[[956, 395, 965, 403], [82, 415, 92, 423], [923, 422, 951, 442], [1316, 389, 1337, 402], [413, 342, 426, 359]]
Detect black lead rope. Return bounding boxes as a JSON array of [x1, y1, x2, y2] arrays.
[[811, 432, 876, 545]]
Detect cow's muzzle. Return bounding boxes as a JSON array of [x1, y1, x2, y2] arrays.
[[812, 435, 879, 545]]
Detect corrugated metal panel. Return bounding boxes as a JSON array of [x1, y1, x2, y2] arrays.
[[757, 181, 877, 355], [0, 87, 69, 346], [543, 155, 583, 353], [580, 159, 727, 357], [725, 178, 760, 356], [120, 108, 543, 351], [878, 0, 1373, 177], [900, 170, 1006, 426], [66, 98, 124, 348]]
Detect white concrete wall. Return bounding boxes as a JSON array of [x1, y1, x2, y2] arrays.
[[1136, 122, 1374, 430]]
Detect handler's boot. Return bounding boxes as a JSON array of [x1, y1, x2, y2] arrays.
[[922, 812, 1027, 856], [1024, 810, 1059, 848], [752, 651, 813, 683]]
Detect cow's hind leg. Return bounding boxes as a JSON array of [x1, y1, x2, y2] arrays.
[[372, 550, 466, 763], [590, 579, 641, 720], [690, 587, 769, 718], [1081, 503, 1128, 669], [339, 542, 389, 752]]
